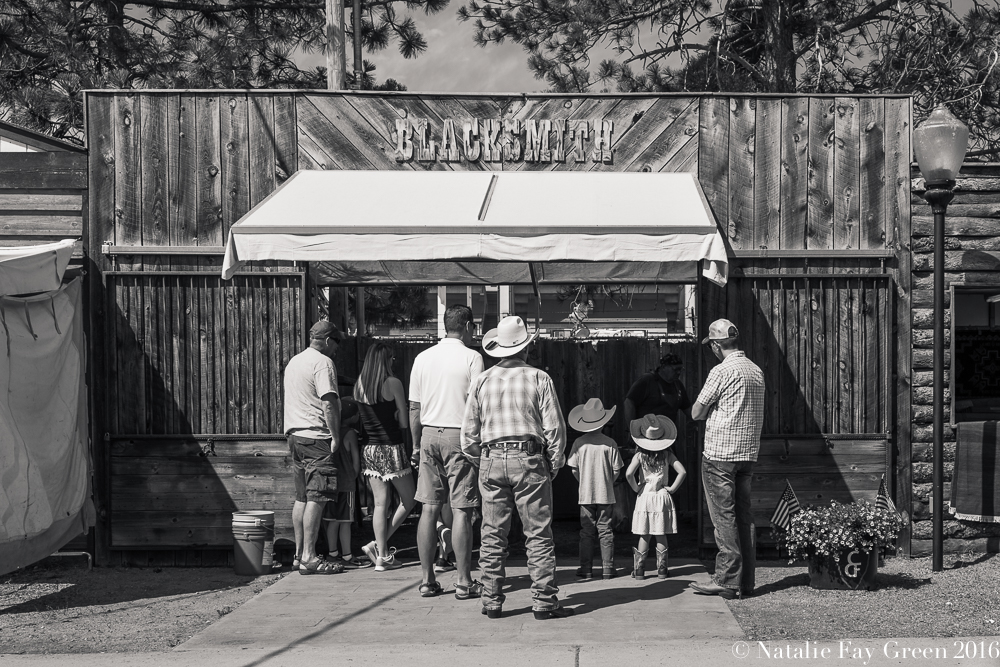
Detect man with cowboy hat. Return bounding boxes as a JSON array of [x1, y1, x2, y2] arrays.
[[690, 318, 764, 600], [461, 315, 572, 620], [567, 398, 624, 580]]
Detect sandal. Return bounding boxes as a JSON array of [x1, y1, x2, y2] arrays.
[[454, 580, 484, 600], [299, 557, 344, 575], [292, 554, 301, 569], [419, 581, 443, 597]]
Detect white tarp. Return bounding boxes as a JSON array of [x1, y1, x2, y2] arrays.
[[222, 171, 730, 285], [0, 278, 94, 575], [0, 239, 76, 296]]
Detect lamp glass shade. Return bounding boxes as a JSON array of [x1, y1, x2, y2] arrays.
[[913, 105, 969, 184]]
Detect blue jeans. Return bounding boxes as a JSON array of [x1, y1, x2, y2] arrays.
[[478, 449, 559, 612], [701, 457, 756, 593], [579, 504, 614, 569]]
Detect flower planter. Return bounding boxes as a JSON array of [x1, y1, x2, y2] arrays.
[[807, 549, 879, 591]]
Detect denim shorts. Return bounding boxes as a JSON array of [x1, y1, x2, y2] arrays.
[[288, 434, 338, 503], [414, 427, 480, 509]]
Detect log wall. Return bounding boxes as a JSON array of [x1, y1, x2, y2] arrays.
[[909, 163, 1000, 555]]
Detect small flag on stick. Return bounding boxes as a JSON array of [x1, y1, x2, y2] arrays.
[[770, 479, 801, 531], [876, 473, 898, 515]]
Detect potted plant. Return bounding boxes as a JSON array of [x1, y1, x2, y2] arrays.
[[783, 499, 902, 591]]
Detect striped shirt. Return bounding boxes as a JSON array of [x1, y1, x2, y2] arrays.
[[461, 358, 567, 473], [697, 351, 765, 462]]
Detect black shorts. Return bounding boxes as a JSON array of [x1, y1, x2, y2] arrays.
[[322, 491, 355, 524], [288, 434, 338, 503]]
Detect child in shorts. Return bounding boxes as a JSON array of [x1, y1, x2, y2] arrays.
[[323, 398, 367, 568]]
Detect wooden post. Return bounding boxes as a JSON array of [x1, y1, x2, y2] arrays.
[[355, 286, 365, 335], [326, 0, 347, 90], [499, 285, 512, 318]]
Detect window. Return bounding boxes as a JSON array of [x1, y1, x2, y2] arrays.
[[951, 286, 1000, 423]]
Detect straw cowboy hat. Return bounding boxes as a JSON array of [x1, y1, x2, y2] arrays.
[[568, 398, 616, 433], [482, 315, 537, 358], [629, 414, 677, 451]]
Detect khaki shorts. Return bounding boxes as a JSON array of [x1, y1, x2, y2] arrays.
[[414, 427, 480, 509]]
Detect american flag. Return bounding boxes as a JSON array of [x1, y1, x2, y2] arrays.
[[770, 479, 801, 532], [875, 474, 898, 515]]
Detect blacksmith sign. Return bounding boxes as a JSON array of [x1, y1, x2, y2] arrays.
[[395, 118, 614, 164]]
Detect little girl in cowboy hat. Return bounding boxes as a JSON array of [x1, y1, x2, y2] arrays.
[[566, 398, 624, 581], [626, 414, 687, 579]]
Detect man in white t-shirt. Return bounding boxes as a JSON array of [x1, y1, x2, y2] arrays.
[[284, 320, 344, 575], [409, 305, 485, 599]]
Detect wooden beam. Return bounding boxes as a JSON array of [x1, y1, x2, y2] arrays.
[[101, 244, 226, 255]]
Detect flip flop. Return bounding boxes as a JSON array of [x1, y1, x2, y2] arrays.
[[299, 557, 344, 575], [418, 581, 443, 597]]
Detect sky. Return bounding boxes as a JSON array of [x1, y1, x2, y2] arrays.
[[299, 7, 546, 92], [369, 11, 545, 93]]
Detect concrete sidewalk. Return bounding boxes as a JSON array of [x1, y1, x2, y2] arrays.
[[180, 557, 739, 650], [4, 558, 995, 666]]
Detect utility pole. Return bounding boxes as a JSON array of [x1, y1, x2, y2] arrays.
[[326, 0, 347, 90]]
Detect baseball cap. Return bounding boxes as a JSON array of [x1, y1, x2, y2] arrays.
[[701, 318, 738, 345], [309, 320, 343, 341]]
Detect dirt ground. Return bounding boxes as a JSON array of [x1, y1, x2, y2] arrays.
[[0, 558, 285, 655]]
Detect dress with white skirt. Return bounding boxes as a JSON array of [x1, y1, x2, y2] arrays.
[[631, 454, 677, 536]]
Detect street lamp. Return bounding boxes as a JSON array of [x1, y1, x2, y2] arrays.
[[913, 105, 969, 573]]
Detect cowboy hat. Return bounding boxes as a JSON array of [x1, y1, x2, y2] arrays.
[[568, 398, 616, 433], [629, 414, 677, 451], [482, 315, 537, 358]]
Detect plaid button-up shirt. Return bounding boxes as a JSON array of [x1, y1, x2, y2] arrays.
[[697, 351, 765, 462], [461, 357, 567, 473]]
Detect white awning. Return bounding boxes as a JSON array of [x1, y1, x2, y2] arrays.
[[221, 170, 729, 285]]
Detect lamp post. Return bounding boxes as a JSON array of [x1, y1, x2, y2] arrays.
[[913, 105, 969, 573]]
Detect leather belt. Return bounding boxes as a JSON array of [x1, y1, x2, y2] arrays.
[[484, 440, 537, 454]]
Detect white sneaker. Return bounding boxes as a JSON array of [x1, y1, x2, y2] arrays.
[[375, 548, 402, 571], [361, 540, 378, 565]]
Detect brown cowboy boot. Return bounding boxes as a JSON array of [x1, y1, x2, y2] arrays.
[[632, 547, 647, 580], [656, 545, 670, 579]]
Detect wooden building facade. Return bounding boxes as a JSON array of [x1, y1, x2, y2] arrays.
[[83, 91, 915, 565]]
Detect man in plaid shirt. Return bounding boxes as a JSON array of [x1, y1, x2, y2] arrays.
[[461, 315, 571, 620], [690, 318, 764, 600]]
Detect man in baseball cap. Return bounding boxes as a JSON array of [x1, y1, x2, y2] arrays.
[[284, 320, 344, 574], [690, 318, 764, 599], [701, 318, 739, 345]]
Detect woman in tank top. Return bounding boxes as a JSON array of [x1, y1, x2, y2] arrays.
[[355, 342, 416, 571]]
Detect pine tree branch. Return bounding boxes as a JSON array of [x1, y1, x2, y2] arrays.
[[624, 42, 769, 86]]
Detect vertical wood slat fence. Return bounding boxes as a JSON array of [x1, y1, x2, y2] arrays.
[[701, 271, 892, 547]]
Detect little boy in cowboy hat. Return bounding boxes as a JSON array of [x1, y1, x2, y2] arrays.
[[567, 398, 624, 580]]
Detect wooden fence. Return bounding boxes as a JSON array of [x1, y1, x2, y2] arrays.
[[0, 152, 86, 253], [84, 91, 911, 562]]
